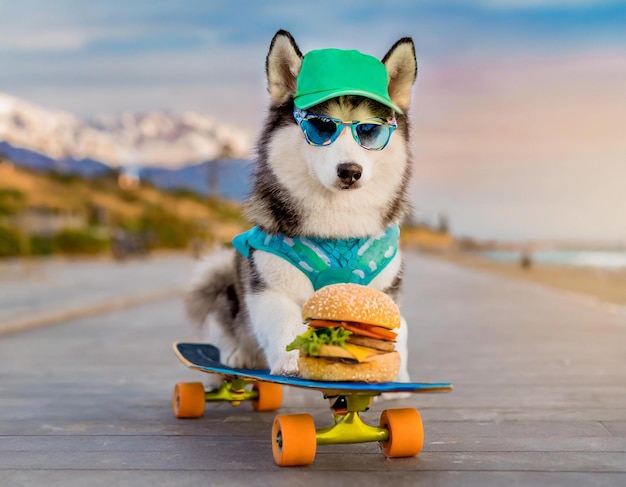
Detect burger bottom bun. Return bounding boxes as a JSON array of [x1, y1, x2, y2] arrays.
[[297, 352, 400, 383]]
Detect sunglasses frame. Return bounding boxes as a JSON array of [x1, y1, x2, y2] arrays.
[[293, 107, 397, 151]]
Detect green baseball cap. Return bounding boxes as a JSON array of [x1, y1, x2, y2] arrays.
[[293, 48, 402, 114]]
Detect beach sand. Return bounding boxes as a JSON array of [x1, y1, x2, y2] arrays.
[[424, 249, 626, 310]]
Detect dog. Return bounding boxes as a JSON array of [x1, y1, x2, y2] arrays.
[[185, 30, 417, 380]]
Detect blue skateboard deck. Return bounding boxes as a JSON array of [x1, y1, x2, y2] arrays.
[[174, 342, 453, 395]]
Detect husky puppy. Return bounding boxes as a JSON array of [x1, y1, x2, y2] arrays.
[[185, 30, 417, 379]]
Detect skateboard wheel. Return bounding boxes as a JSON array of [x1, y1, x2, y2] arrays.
[[252, 381, 283, 412], [379, 408, 424, 458], [272, 414, 317, 467], [172, 382, 206, 419]]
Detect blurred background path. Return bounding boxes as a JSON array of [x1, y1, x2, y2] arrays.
[[0, 254, 195, 335]]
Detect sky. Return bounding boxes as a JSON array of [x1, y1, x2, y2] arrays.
[[0, 0, 625, 242]]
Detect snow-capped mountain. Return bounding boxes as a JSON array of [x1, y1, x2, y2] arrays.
[[0, 92, 252, 168], [91, 111, 251, 167], [0, 92, 119, 165]]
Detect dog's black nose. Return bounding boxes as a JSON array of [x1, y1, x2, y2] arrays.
[[336, 162, 363, 186]]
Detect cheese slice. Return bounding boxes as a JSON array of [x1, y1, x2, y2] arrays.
[[343, 343, 380, 363], [315, 344, 381, 363]]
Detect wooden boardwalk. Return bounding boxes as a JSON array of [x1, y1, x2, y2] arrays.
[[1, 253, 626, 485]]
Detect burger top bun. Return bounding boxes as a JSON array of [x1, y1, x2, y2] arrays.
[[301, 283, 401, 330]]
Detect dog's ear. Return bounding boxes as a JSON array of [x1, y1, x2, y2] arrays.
[[266, 30, 303, 105], [382, 38, 417, 113]]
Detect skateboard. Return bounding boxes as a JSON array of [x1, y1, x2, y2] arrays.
[[173, 341, 453, 467]]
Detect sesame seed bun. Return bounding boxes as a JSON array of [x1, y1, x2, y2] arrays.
[[301, 283, 401, 330]]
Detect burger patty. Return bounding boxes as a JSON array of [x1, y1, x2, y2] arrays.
[[346, 335, 395, 352]]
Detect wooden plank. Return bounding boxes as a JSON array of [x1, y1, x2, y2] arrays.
[[3, 470, 623, 487]]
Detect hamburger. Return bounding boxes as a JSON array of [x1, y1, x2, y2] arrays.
[[286, 283, 401, 382]]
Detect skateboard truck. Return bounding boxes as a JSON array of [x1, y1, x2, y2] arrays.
[[204, 377, 255, 407], [317, 394, 388, 445]]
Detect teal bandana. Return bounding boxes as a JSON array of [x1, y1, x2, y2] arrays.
[[232, 226, 400, 290]]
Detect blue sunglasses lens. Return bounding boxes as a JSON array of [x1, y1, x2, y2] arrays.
[[302, 117, 340, 146], [355, 123, 390, 150]]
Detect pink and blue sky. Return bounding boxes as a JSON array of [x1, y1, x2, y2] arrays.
[[0, 0, 625, 242]]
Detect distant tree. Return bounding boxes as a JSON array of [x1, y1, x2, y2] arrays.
[[402, 207, 422, 228], [0, 224, 29, 256], [221, 141, 236, 160], [54, 229, 109, 255], [207, 160, 219, 197], [208, 141, 237, 197], [0, 188, 26, 216], [437, 213, 450, 234]]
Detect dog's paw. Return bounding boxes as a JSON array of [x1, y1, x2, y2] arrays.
[[378, 391, 412, 401], [396, 369, 411, 383], [222, 346, 266, 370], [378, 369, 411, 401], [270, 353, 299, 376], [204, 373, 225, 392]]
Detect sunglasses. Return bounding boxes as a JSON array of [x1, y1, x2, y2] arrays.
[[293, 107, 396, 151]]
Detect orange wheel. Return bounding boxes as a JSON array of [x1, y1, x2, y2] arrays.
[[172, 382, 206, 419], [252, 382, 283, 411], [272, 414, 317, 467], [379, 408, 424, 458]]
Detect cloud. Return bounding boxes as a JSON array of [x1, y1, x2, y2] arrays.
[[410, 49, 626, 240], [477, 0, 623, 8], [1, 1, 624, 58], [0, 30, 87, 52]]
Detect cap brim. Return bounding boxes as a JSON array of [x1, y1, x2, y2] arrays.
[[294, 89, 403, 115]]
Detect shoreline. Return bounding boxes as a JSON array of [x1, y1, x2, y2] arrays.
[[424, 249, 626, 310]]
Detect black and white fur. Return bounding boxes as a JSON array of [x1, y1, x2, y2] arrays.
[[185, 30, 417, 379]]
